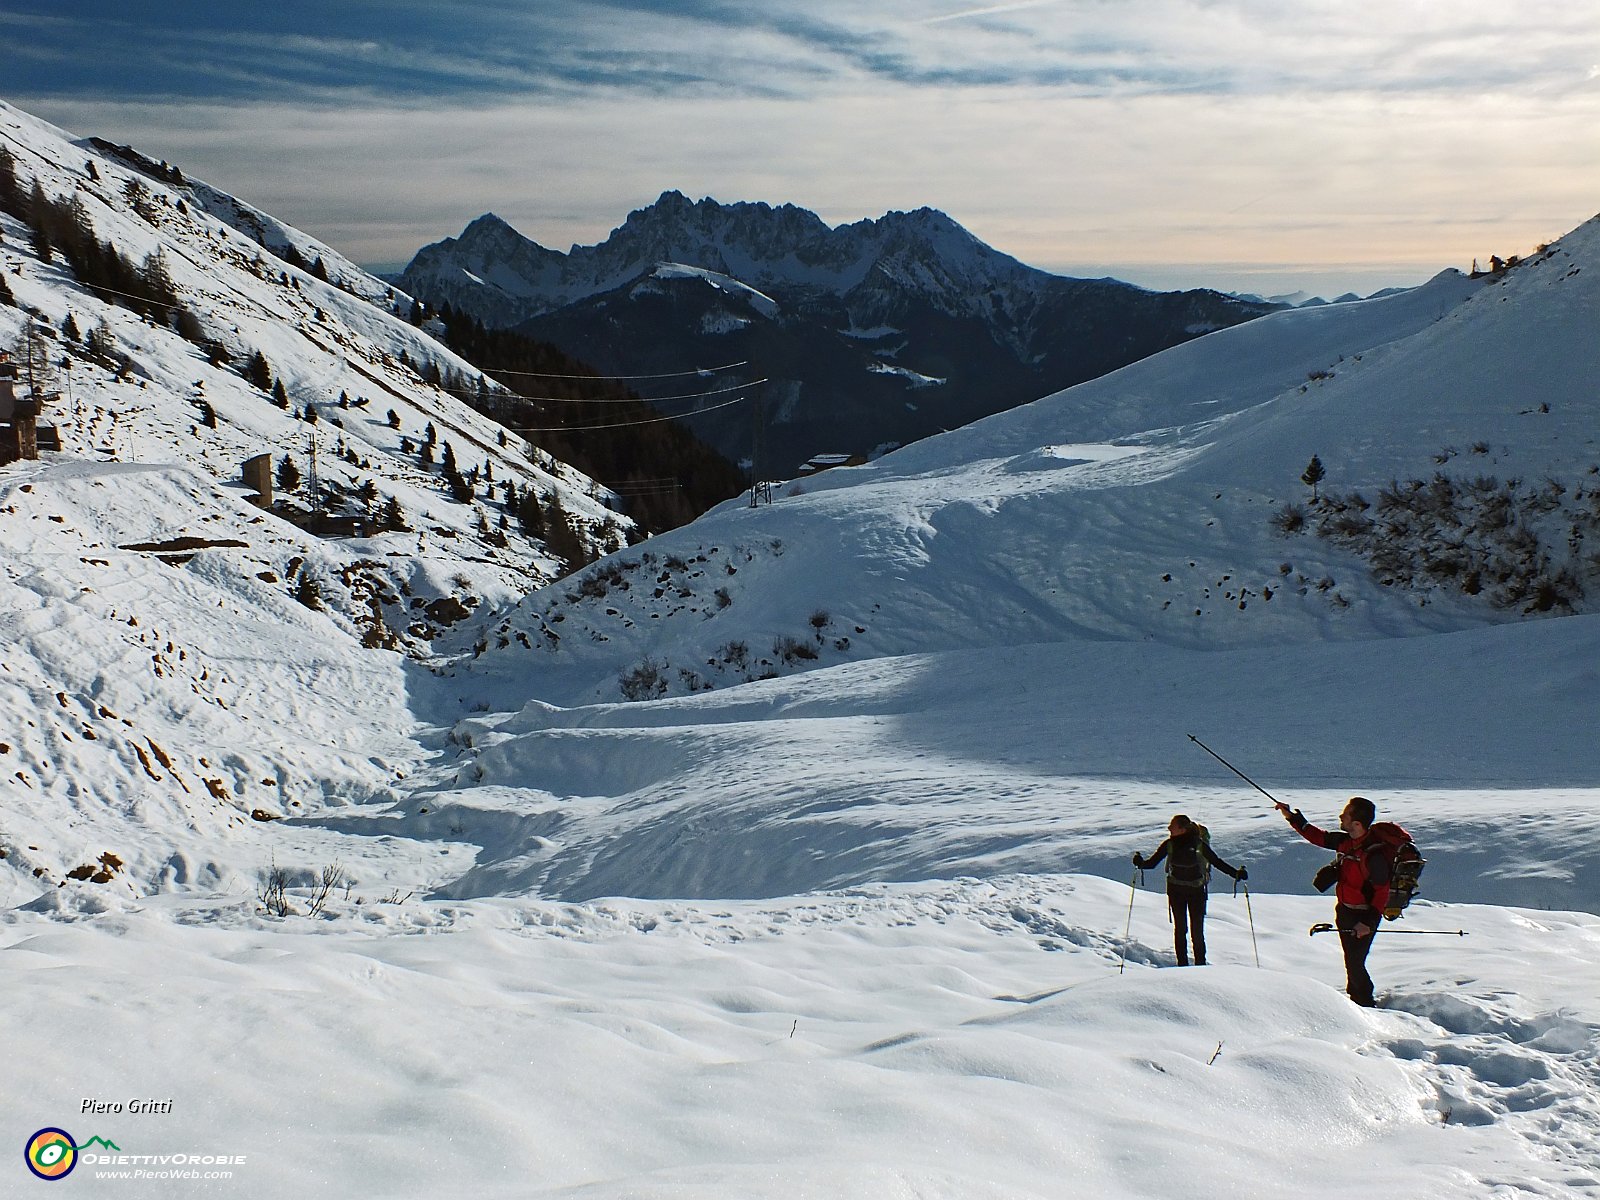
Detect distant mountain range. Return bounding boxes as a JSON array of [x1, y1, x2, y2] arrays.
[[397, 193, 1281, 474]]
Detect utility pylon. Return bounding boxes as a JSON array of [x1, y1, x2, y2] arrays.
[[748, 376, 770, 507], [306, 432, 323, 514]]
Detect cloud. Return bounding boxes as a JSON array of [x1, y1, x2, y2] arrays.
[[22, 80, 1597, 297], [7, 1, 1596, 296], [8, 1, 1598, 105], [918, 1, 1068, 25]]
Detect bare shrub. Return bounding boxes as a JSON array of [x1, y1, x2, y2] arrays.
[[1271, 505, 1305, 535], [258, 862, 292, 917], [774, 635, 819, 664], [618, 657, 668, 701], [307, 862, 346, 917]]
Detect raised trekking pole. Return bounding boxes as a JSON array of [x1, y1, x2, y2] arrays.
[[1308, 923, 1466, 937], [1119, 868, 1139, 975], [1186, 734, 1283, 808]]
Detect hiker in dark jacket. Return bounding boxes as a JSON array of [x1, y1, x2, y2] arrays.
[[1133, 814, 1245, 966], [1276, 796, 1392, 1007]]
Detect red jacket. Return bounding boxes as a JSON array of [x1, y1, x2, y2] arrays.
[[1289, 816, 1392, 913]]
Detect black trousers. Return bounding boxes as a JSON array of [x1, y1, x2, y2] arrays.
[[1335, 904, 1380, 1006], [1168, 885, 1208, 965]]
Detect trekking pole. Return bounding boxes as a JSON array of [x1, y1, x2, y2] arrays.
[[1186, 734, 1283, 808], [1308, 922, 1466, 937], [1242, 884, 1260, 967], [1119, 869, 1139, 974]]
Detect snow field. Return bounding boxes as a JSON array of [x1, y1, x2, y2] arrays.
[[4, 100, 1600, 1198], [3, 878, 1596, 1198]]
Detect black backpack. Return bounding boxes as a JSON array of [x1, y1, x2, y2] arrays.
[[1166, 826, 1212, 888]]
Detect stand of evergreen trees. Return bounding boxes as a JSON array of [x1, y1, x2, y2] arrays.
[[430, 303, 745, 534], [0, 148, 203, 340]]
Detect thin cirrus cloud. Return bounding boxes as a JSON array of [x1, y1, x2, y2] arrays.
[[12, 1, 1592, 103], [4, 1, 1597, 294]]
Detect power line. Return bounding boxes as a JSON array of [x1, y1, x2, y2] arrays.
[[476, 360, 748, 381], [504, 389, 755, 433], [42, 259, 757, 430], [55, 279, 189, 314], [439, 377, 759, 406]]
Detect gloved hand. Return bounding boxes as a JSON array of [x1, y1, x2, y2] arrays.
[[1132, 854, 1146, 868], [1235, 867, 1249, 882]]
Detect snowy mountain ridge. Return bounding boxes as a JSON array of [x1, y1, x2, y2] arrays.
[[400, 190, 1273, 350], [399, 193, 1026, 323], [403, 192, 1279, 474]]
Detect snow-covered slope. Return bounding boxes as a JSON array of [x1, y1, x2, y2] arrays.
[[425, 213, 1600, 908], [0, 100, 625, 905], [461, 227, 1597, 708], [3, 94, 1597, 1199]]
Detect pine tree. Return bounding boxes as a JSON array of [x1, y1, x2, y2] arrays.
[[543, 494, 587, 574], [30, 217, 53, 264], [516, 488, 545, 538], [13, 323, 58, 395], [272, 379, 290, 409], [61, 313, 81, 342], [246, 350, 273, 391], [276, 455, 302, 492], [86, 319, 115, 359], [1301, 454, 1326, 501], [175, 307, 205, 343], [139, 249, 180, 312], [0, 148, 22, 219]]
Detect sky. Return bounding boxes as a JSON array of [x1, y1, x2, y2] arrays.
[[6, 1, 1599, 297]]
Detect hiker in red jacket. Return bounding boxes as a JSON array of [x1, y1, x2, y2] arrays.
[[1276, 796, 1392, 1006], [1134, 814, 1246, 967]]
